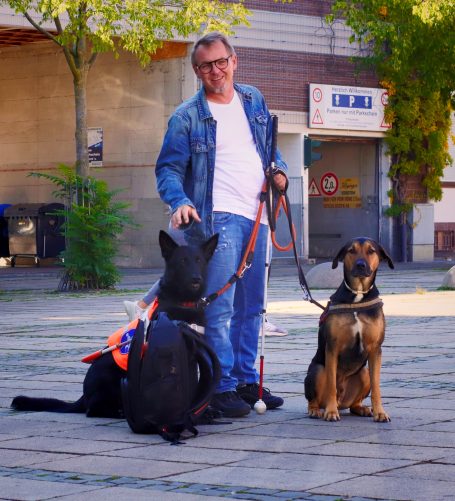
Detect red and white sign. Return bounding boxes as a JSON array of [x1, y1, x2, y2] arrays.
[[320, 172, 339, 196], [308, 178, 321, 197], [312, 109, 324, 125], [312, 87, 323, 103]]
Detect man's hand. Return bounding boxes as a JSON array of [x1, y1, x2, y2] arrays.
[[273, 172, 287, 192], [171, 205, 201, 229]]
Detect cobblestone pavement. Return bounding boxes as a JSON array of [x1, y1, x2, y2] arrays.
[[0, 261, 454, 501]]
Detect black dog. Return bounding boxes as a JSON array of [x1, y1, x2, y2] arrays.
[[11, 230, 219, 418]]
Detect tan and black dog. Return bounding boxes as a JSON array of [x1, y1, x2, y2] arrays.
[[304, 237, 394, 422]]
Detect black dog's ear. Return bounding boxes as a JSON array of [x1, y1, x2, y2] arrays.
[[159, 230, 179, 260], [332, 242, 350, 269], [201, 233, 219, 261], [377, 243, 394, 269]]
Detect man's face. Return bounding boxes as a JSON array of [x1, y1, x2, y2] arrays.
[[193, 40, 237, 100]]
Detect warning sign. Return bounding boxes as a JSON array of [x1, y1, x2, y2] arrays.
[[320, 172, 338, 196], [312, 109, 324, 125], [380, 116, 391, 129], [308, 178, 321, 197]]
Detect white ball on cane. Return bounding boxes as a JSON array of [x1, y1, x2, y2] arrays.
[[254, 399, 267, 414]]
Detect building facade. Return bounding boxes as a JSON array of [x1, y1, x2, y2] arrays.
[[1, 1, 451, 267]]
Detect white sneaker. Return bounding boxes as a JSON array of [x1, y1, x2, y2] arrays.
[[263, 319, 288, 336], [123, 300, 145, 322]]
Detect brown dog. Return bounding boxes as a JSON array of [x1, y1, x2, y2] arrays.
[[304, 237, 394, 422]]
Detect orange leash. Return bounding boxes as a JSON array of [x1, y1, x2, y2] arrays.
[[203, 180, 267, 304]]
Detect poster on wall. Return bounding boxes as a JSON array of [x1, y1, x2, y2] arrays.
[[309, 84, 390, 132], [323, 177, 362, 209], [88, 127, 103, 167]]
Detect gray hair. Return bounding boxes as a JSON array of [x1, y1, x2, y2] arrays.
[[191, 32, 236, 66]]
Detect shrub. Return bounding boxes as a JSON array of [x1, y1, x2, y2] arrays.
[[30, 165, 136, 290]]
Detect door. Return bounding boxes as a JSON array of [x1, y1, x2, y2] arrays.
[[308, 140, 379, 258]]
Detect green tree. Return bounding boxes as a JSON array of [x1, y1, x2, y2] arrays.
[[331, 0, 455, 257], [3, 0, 250, 177]]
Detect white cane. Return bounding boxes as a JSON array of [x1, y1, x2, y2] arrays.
[[254, 115, 278, 415], [254, 227, 271, 415]]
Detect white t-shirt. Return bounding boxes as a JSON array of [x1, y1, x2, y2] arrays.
[[208, 92, 265, 222]]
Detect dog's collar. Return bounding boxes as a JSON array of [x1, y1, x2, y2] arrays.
[[180, 301, 198, 308], [343, 280, 374, 295]]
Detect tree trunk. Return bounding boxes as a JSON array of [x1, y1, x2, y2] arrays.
[[74, 72, 89, 178]]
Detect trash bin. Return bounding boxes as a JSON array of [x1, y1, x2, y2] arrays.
[[0, 204, 12, 257], [4, 203, 65, 266]]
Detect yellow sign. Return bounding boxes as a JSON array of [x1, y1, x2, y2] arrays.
[[323, 177, 362, 208]]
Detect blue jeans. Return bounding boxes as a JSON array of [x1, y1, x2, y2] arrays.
[[204, 212, 268, 393]]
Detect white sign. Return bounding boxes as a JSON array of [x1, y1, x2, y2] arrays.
[[309, 84, 390, 132], [320, 172, 339, 196], [88, 127, 103, 167]]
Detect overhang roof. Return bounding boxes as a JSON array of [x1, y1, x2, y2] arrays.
[[0, 26, 52, 47]]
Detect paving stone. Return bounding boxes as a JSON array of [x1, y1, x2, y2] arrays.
[[0, 476, 102, 500], [308, 474, 455, 501], [232, 452, 416, 475], [31, 455, 208, 479], [167, 465, 356, 492], [1, 263, 454, 500]]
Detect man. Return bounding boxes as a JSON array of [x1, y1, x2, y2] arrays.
[[155, 32, 287, 417]]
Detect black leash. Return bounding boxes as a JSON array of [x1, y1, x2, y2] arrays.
[[265, 175, 325, 312]]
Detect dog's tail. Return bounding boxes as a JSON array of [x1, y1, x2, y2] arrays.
[[11, 395, 85, 414]]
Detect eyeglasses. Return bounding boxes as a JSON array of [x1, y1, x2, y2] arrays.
[[196, 55, 233, 74]]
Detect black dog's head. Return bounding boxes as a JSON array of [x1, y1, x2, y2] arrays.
[[332, 237, 394, 280], [158, 230, 219, 304]]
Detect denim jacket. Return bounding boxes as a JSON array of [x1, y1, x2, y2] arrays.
[[155, 83, 287, 244]]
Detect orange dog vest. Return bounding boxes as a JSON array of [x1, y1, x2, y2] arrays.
[[107, 299, 159, 370]]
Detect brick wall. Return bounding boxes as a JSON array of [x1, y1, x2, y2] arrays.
[[235, 47, 378, 112], [244, 0, 334, 16]]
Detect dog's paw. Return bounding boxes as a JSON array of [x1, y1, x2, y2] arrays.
[[308, 407, 323, 419], [373, 410, 391, 422], [323, 408, 340, 421], [350, 405, 373, 417]]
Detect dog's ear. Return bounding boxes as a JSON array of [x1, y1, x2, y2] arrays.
[[159, 230, 179, 260], [377, 243, 394, 269], [201, 233, 219, 261], [332, 243, 350, 269]]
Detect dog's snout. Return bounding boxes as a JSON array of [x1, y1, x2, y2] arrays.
[[191, 276, 203, 289], [355, 259, 367, 271], [353, 259, 371, 276]]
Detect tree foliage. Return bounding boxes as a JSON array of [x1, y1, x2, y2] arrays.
[[2, 0, 250, 176], [331, 0, 455, 213]]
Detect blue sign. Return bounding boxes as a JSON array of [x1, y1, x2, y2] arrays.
[[332, 94, 372, 109], [120, 328, 135, 354]]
